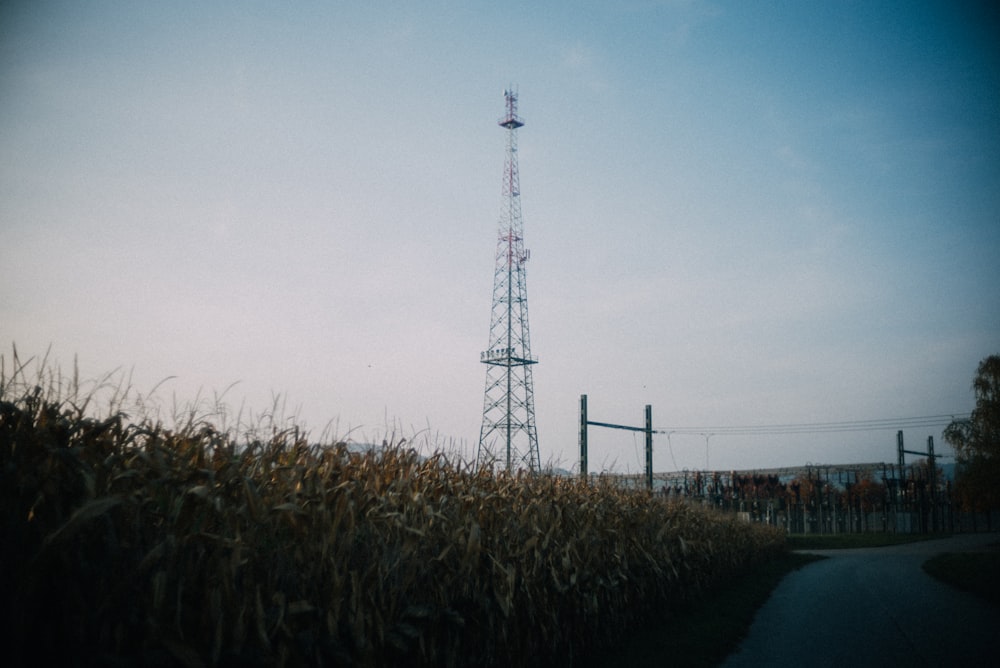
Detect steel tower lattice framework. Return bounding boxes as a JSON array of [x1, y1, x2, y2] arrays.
[[477, 89, 540, 473]]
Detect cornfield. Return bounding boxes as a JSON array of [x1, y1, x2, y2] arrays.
[[0, 354, 785, 667]]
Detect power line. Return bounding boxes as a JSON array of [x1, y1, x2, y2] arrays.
[[654, 413, 970, 437]]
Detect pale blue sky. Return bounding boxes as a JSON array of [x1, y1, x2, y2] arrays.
[[2, 1, 998, 472]]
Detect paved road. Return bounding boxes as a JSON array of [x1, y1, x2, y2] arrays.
[[722, 533, 1000, 667]]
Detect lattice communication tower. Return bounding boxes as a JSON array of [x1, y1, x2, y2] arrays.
[[477, 89, 540, 473]]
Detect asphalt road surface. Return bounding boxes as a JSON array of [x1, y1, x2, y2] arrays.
[[722, 533, 1000, 667]]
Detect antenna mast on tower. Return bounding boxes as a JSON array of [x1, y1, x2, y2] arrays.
[[477, 88, 540, 473]]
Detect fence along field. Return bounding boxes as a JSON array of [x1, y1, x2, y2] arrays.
[[0, 357, 784, 667], [613, 465, 979, 535]]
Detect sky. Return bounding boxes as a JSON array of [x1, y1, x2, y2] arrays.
[[2, 1, 998, 474]]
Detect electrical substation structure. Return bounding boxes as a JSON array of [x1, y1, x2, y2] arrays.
[[477, 89, 540, 473], [579, 394, 654, 490]]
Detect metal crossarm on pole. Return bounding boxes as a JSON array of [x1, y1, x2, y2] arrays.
[[586, 420, 648, 433], [578, 394, 654, 490]]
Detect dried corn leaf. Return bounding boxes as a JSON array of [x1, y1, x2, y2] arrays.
[[42, 496, 122, 547]]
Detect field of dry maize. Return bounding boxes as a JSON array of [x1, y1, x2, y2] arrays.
[[0, 359, 785, 667]]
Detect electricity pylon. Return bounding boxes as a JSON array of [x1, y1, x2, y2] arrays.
[[477, 89, 540, 473]]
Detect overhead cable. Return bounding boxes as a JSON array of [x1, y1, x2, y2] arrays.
[[654, 413, 970, 437]]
